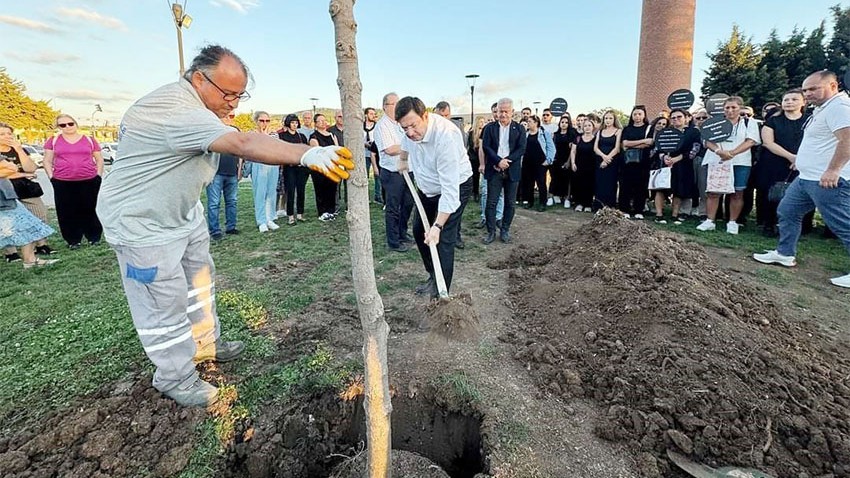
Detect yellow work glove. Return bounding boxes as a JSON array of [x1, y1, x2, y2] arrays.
[[300, 146, 355, 183]]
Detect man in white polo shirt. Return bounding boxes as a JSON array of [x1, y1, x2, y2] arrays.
[[396, 96, 473, 298], [754, 70, 850, 288], [375, 92, 414, 252]]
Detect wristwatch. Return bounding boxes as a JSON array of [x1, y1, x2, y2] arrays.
[[433, 223, 444, 230]]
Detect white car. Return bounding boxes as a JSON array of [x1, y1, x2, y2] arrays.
[[22, 145, 44, 168], [101, 143, 118, 164]]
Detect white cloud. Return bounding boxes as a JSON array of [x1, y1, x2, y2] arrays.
[[209, 0, 259, 14], [56, 89, 137, 102], [56, 7, 127, 31], [6, 51, 80, 65], [0, 15, 60, 33], [477, 78, 530, 96]]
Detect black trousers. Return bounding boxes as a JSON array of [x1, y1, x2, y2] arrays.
[[311, 170, 338, 216], [548, 161, 571, 200], [469, 153, 480, 200], [519, 160, 548, 206], [618, 163, 647, 215], [486, 173, 519, 234], [413, 176, 472, 293], [51, 176, 103, 245], [284, 166, 310, 216], [379, 168, 414, 248]]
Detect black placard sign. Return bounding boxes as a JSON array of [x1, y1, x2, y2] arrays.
[[706, 93, 729, 117], [656, 128, 684, 153], [700, 116, 733, 143], [667, 89, 695, 110], [549, 97, 568, 116]]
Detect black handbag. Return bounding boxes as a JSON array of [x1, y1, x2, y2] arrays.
[[767, 172, 795, 203], [10, 177, 44, 199]]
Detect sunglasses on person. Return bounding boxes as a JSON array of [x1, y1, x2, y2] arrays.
[[58, 122, 76, 128], [694, 115, 708, 120], [741, 113, 753, 118], [257, 119, 270, 123]]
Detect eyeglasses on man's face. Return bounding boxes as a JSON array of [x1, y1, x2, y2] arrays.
[[201, 71, 250, 102]]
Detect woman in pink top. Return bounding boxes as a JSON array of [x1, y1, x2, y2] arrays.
[[43, 114, 104, 249]]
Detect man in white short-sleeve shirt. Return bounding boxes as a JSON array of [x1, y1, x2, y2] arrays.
[[374, 92, 414, 252], [754, 70, 850, 288], [397, 96, 473, 298], [96, 45, 352, 407]]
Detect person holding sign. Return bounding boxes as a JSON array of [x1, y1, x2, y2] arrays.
[[659, 109, 701, 224], [754, 71, 850, 288], [697, 96, 761, 234]]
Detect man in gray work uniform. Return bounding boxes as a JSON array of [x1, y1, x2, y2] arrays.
[[97, 45, 352, 407]]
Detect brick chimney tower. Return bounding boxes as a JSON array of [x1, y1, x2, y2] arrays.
[[636, 0, 697, 116]]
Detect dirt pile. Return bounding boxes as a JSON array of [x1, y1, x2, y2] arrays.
[[498, 209, 850, 477], [0, 378, 204, 478]]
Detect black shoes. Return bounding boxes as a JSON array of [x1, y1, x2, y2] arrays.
[[388, 243, 410, 253], [211, 233, 224, 241], [69, 243, 81, 250], [455, 238, 465, 250], [415, 277, 436, 296], [35, 245, 56, 255], [482, 232, 496, 244], [5, 253, 21, 262], [475, 219, 486, 229], [500, 231, 511, 243], [225, 229, 240, 235]]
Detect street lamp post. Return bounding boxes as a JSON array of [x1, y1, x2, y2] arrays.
[[465, 74, 479, 130], [91, 104, 102, 139], [309, 97, 319, 117], [170, 2, 193, 75]]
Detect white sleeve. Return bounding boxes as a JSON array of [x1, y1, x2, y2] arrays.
[[746, 119, 762, 145]]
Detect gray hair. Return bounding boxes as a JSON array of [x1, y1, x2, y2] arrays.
[[253, 111, 270, 122], [497, 98, 513, 109], [434, 101, 450, 113], [182, 44, 253, 86], [382, 92, 398, 107]]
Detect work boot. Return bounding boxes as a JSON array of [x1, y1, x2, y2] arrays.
[[415, 277, 436, 296], [164, 378, 218, 407], [194, 340, 245, 364], [482, 232, 496, 244]]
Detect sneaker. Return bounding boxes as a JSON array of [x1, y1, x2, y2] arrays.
[[634, 214, 644, 220], [276, 209, 286, 218], [673, 219, 683, 225], [654, 217, 667, 224], [696, 219, 715, 232], [288, 217, 297, 225], [225, 229, 240, 235], [164, 378, 218, 407], [296, 215, 306, 222], [564, 200, 571, 209], [830, 273, 850, 288], [726, 221, 739, 235], [258, 224, 269, 233], [36, 245, 56, 255], [623, 213, 631, 219], [584, 207, 592, 213], [574, 205, 583, 212], [5, 253, 21, 262], [194, 340, 246, 363], [23, 258, 59, 269], [753, 250, 797, 267], [546, 197, 555, 207], [69, 243, 81, 250], [319, 213, 333, 222], [210, 232, 224, 241], [267, 221, 280, 230]]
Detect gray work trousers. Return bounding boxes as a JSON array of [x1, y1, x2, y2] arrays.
[[112, 221, 220, 392]]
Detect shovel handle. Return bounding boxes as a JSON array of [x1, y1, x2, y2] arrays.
[[401, 170, 449, 298]]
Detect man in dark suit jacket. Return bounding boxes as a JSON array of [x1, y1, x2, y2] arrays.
[[481, 98, 526, 244]]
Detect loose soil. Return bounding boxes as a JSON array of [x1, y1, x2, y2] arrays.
[[3, 207, 849, 477], [498, 209, 850, 477]]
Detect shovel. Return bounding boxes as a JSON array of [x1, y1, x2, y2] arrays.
[[401, 169, 449, 299], [667, 450, 777, 478]]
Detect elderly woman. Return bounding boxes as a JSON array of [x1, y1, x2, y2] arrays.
[[0, 162, 58, 268], [1, 123, 55, 260], [43, 113, 104, 249]]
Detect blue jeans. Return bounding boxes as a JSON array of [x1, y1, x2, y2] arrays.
[[206, 174, 239, 235], [366, 155, 383, 202], [251, 163, 279, 226], [777, 178, 850, 257], [479, 176, 503, 221]]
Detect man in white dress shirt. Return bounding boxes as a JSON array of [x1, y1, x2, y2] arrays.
[[396, 96, 473, 297]]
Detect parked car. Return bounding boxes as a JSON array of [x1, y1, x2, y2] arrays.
[[101, 142, 118, 164], [22, 145, 44, 168]]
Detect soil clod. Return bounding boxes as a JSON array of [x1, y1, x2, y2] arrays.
[[425, 293, 480, 340]]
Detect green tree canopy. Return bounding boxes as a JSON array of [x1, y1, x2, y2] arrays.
[[701, 25, 761, 105], [827, 4, 850, 80], [0, 68, 58, 131]]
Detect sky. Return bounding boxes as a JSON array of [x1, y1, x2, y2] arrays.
[[1, 0, 844, 126]]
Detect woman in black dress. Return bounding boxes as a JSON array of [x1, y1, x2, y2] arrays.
[[756, 88, 808, 237], [570, 118, 597, 212], [659, 109, 700, 224], [620, 106, 653, 218], [592, 110, 622, 212], [550, 114, 577, 208], [309, 114, 340, 221], [279, 114, 311, 225]]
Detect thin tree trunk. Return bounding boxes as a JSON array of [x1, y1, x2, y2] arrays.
[[329, 1, 392, 477]]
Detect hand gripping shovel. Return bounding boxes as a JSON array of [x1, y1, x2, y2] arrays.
[[401, 169, 449, 299]]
